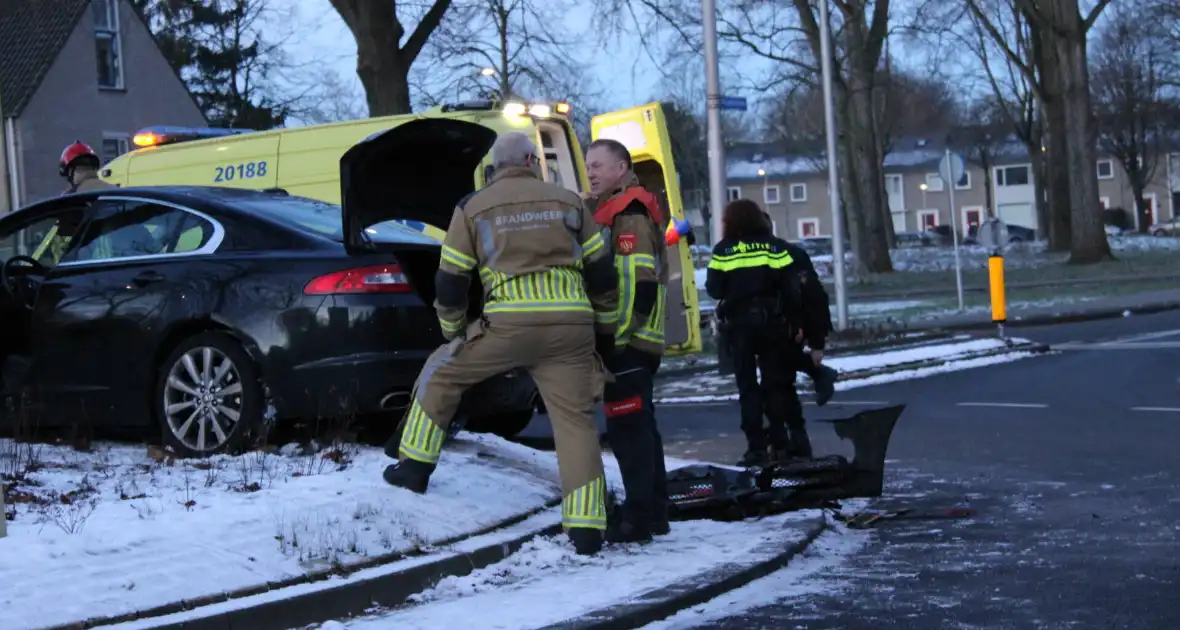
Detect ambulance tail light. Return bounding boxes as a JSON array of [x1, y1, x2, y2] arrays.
[[555, 102, 571, 115], [304, 264, 412, 295], [527, 104, 551, 118]]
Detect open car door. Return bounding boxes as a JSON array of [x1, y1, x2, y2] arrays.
[[591, 103, 702, 356], [340, 118, 498, 253]]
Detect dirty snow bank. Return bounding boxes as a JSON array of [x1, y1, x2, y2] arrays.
[[314, 512, 823, 630], [0, 435, 562, 630], [656, 336, 1025, 398]]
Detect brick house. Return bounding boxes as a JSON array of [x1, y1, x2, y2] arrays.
[[0, 0, 206, 212], [727, 137, 1180, 241]]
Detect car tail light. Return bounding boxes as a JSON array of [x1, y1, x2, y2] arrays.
[[304, 264, 412, 295]]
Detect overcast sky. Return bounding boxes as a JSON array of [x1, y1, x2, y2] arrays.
[[281, 0, 783, 126]]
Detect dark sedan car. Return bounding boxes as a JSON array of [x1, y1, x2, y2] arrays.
[[0, 186, 536, 456]]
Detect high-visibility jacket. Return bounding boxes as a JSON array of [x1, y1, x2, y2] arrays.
[[591, 175, 668, 357], [434, 167, 618, 339]]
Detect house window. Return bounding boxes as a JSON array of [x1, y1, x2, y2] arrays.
[[101, 134, 129, 164], [996, 165, 1030, 187], [94, 0, 123, 89], [797, 218, 819, 238], [1099, 197, 1110, 210], [727, 186, 741, 202], [918, 210, 939, 231], [789, 183, 807, 202], [955, 170, 971, 190], [764, 185, 781, 205], [963, 207, 983, 230], [1097, 159, 1114, 179], [925, 173, 944, 192], [885, 174, 902, 195]]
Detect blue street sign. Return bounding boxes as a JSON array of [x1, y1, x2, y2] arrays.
[[718, 96, 747, 111]]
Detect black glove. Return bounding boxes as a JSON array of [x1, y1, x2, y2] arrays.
[[595, 333, 616, 360]]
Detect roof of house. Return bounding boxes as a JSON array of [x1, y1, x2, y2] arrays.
[[0, 0, 91, 118]]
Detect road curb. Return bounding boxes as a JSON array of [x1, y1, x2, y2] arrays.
[[923, 301, 1180, 332], [655, 341, 1050, 401], [656, 331, 961, 380], [66, 501, 562, 630], [537, 517, 828, 630]]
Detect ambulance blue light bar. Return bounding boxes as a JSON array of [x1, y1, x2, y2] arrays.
[[132, 125, 252, 148]]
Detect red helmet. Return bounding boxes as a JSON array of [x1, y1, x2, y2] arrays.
[[59, 141, 100, 177]]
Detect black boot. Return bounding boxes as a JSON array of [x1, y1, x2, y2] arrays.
[[737, 449, 771, 468], [652, 507, 671, 536], [605, 505, 654, 544], [567, 527, 604, 556], [382, 458, 434, 494], [788, 426, 814, 459], [813, 365, 839, 407]]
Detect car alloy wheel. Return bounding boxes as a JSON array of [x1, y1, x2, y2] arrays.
[[164, 346, 245, 453]]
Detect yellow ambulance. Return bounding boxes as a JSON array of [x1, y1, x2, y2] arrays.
[[101, 99, 702, 354]]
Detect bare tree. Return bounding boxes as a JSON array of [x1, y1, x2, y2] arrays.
[[1091, 6, 1180, 232], [328, 0, 453, 116], [414, 0, 588, 102], [947, 99, 1011, 221]]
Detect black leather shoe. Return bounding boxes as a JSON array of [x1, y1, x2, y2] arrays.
[[382, 459, 434, 494], [567, 527, 604, 556], [813, 365, 839, 406], [606, 516, 654, 544], [737, 449, 771, 468], [652, 519, 671, 536]]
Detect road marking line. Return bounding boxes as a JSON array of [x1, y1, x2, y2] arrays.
[[956, 402, 1049, 409], [1130, 407, 1180, 413], [1061, 342, 1180, 350]]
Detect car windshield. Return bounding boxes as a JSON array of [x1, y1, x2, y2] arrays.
[[234, 196, 438, 246]]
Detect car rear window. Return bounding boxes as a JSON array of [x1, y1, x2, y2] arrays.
[[234, 196, 438, 246]]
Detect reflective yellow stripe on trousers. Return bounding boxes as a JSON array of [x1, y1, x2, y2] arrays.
[[399, 401, 447, 465], [562, 476, 608, 530]]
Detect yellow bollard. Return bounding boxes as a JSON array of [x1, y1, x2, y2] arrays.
[[989, 255, 1006, 338]]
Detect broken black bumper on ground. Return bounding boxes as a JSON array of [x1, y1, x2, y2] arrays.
[[666, 405, 906, 521]]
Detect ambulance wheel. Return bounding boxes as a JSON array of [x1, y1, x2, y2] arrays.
[[156, 332, 263, 457]]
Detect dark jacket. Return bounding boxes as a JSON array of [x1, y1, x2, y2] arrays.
[[705, 233, 804, 333], [782, 242, 833, 349]]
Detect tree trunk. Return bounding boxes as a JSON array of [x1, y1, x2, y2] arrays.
[[1037, 21, 1072, 251], [1030, 148, 1049, 239], [1130, 177, 1149, 232], [842, 27, 893, 273], [1055, 24, 1111, 263], [346, 1, 413, 116]]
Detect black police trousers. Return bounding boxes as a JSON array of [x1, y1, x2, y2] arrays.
[[603, 346, 668, 530], [728, 322, 804, 453]]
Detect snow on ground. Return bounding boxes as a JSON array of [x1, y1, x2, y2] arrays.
[[657, 349, 1043, 404], [0, 435, 565, 630], [655, 336, 1021, 398], [0, 430, 717, 630], [312, 511, 823, 630], [639, 526, 873, 629]]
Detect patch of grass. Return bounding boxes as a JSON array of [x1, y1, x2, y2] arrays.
[[850, 248, 1180, 295], [854, 278, 1180, 323]]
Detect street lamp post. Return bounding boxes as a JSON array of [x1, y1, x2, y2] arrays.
[[702, 0, 726, 245], [818, 0, 848, 330], [920, 183, 928, 213]]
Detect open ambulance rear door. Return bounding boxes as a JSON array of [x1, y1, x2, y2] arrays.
[[591, 103, 702, 356]]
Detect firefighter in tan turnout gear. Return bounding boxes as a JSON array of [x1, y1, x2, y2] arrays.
[[383, 132, 619, 556], [584, 138, 671, 544]]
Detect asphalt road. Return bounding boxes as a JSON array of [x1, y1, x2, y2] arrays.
[[655, 309, 1180, 630]]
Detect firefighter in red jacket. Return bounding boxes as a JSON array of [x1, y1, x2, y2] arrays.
[[584, 138, 670, 544]]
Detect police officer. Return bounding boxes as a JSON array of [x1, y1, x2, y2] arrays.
[[584, 138, 670, 543], [383, 133, 619, 557], [59, 142, 115, 194], [706, 199, 822, 467], [760, 211, 838, 406]]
